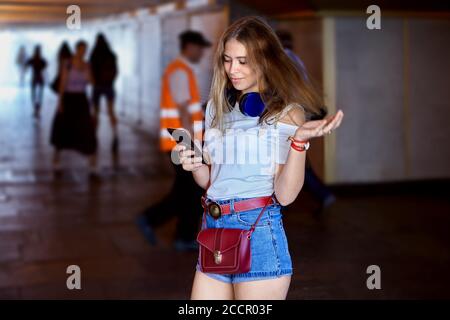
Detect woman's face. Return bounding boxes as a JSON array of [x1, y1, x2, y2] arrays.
[[223, 38, 259, 94]]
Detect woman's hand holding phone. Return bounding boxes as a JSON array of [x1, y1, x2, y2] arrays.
[[174, 144, 205, 172], [167, 127, 208, 172]]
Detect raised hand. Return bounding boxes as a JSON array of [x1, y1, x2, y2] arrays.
[[294, 110, 344, 141]]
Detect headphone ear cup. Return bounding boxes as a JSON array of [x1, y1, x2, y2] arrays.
[[239, 92, 265, 117]]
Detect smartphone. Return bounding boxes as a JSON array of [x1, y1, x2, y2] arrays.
[[167, 128, 207, 165]]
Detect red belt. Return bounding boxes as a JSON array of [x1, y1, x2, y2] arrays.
[[202, 195, 277, 218]]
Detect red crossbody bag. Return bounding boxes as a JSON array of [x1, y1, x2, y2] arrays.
[[196, 196, 273, 274]]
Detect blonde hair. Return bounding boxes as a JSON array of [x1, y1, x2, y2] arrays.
[[209, 16, 324, 130]]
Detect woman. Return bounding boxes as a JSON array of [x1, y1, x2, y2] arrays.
[[89, 33, 119, 153], [176, 17, 344, 300], [26, 45, 47, 118], [50, 42, 72, 95], [50, 40, 97, 176], [16, 45, 27, 87]]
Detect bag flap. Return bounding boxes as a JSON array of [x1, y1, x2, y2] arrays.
[[197, 228, 247, 254]]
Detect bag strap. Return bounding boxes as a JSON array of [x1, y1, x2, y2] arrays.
[[200, 193, 275, 234], [200, 193, 207, 230], [248, 194, 274, 235]]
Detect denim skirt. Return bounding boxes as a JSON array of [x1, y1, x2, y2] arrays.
[[196, 197, 293, 284]]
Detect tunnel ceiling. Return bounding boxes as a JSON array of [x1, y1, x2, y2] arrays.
[[1, 0, 449, 26], [0, 0, 169, 26], [239, 0, 450, 16]]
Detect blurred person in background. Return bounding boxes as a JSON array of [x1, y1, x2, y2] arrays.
[[26, 45, 47, 119], [89, 33, 119, 154], [50, 42, 72, 95], [276, 29, 336, 213], [136, 30, 211, 251], [50, 40, 98, 178], [16, 45, 27, 87]]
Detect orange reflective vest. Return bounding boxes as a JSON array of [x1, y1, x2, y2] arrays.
[[160, 58, 204, 152]]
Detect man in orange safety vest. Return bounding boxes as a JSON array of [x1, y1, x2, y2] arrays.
[[137, 30, 211, 251]]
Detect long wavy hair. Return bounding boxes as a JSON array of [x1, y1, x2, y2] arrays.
[[209, 16, 324, 130]]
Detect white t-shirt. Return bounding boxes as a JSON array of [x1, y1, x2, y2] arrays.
[[204, 99, 303, 200]]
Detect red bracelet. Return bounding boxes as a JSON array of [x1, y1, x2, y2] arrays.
[[288, 136, 308, 144], [290, 141, 306, 152], [287, 136, 310, 152]]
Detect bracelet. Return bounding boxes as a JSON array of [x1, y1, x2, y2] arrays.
[[288, 136, 310, 151], [291, 141, 309, 152], [291, 142, 304, 152], [287, 136, 308, 144]]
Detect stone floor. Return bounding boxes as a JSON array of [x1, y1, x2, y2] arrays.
[[0, 86, 449, 299]]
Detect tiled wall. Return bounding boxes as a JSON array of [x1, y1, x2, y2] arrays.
[[334, 17, 450, 183]]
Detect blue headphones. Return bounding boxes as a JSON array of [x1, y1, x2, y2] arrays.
[[226, 88, 266, 117]]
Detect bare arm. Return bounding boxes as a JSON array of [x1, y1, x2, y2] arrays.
[[175, 143, 210, 189], [273, 108, 307, 206], [274, 107, 344, 206], [85, 62, 94, 85], [192, 163, 210, 189], [57, 62, 68, 112]]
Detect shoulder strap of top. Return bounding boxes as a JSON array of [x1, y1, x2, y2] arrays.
[[280, 103, 305, 118], [270, 103, 305, 127]]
